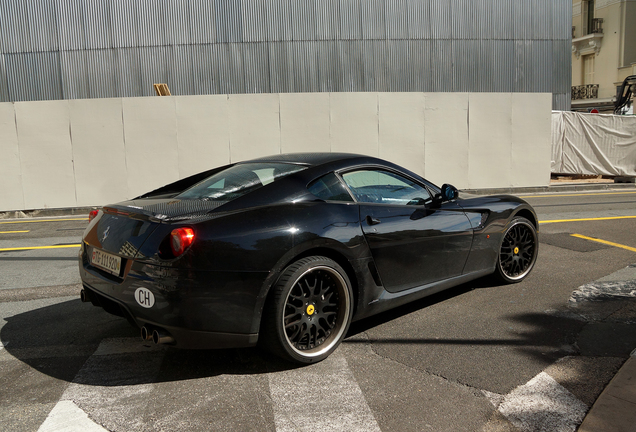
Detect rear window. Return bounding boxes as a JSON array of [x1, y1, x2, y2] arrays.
[[176, 162, 306, 201]]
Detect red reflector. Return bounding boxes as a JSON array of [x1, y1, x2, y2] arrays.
[[170, 227, 195, 257], [88, 209, 99, 222]]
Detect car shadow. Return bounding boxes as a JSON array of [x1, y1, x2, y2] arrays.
[[0, 297, 300, 387], [347, 277, 492, 337]]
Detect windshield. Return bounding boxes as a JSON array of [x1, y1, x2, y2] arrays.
[[176, 162, 307, 201]]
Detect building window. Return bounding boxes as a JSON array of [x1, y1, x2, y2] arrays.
[[583, 54, 595, 85], [582, 0, 595, 35]]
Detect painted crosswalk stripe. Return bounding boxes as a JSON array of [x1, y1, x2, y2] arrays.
[[38, 338, 166, 432], [38, 401, 108, 432], [268, 352, 381, 432]]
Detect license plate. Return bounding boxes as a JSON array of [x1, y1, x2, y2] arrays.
[[91, 248, 122, 276]]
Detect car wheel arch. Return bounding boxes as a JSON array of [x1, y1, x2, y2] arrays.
[[513, 208, 538, 230], [253, 245, 361, 336]]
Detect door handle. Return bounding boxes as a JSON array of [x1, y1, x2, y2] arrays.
[[366, 215, 381, 226]]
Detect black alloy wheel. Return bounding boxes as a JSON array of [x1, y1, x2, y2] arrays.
[[495, 216, 538, 283], [261, 256, 353, 364]]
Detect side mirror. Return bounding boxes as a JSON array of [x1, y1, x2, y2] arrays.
[[440, 184, 458, 201]]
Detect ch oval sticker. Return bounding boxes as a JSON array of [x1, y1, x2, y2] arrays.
[[134, 287, 155, 308]]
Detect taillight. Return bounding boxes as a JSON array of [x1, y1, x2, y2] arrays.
[[170, 227, 195, 257], [88, 209, 99, 222]]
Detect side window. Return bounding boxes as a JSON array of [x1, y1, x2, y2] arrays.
[[341, 169, 432, 205], [308, 173, 354, 202]]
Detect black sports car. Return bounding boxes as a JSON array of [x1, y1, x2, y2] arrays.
[[79, 153, 538, 364]]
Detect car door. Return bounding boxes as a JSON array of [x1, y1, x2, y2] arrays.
[[341, 169, 474, 293]]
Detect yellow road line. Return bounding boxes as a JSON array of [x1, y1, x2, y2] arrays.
[[571, 234, 636, 253], [0, 218, 87, 224], [0, 230, 30, 234], [0, 244, 81, 252], [540, 215, 636, 224], [523, 191, 636, 198]]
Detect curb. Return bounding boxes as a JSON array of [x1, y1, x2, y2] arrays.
[[0, 206, 95, 220], [578, 354, 636, 432], [462, 182, 635, 196]]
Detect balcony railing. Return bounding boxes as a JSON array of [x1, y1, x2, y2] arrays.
[[572, 84, 599, 100], [591, 18, 603, 34]]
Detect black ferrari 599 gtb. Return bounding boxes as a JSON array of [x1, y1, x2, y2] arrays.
[[79, 153, 538, 364]]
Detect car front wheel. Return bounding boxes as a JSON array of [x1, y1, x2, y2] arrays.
[[261, 256, 353, 364]]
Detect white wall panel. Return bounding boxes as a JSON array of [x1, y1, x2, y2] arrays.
[[69, 98, 128, 206], [378, 93, 425, 177], [424, 93, 469, 188], [176, 95, 230, 178], [468, 93, 513, 189], [14, 100, 76, 209], [229, 94, 281, 162], [330, 92, 379, 155], [280, 93, 331, 153], [122, 97, 179, 199], [0, 103, 24, 211], [511, 93, 552, 187]]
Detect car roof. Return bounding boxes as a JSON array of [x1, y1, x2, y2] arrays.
[[243, 152, 368, 167]]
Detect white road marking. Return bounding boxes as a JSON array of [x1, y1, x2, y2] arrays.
[[570, 280, 636, 303], [484, 372, 588, 432], [38, 338, 166, 432], [268, 352, 381, 432], [38, 401, 108, 432]]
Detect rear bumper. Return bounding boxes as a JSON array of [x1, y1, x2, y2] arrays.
[[79, 244, 267, 349], [81, 285, 259, 349]]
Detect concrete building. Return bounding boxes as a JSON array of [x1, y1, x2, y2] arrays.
[[571, 0, 636, 112]]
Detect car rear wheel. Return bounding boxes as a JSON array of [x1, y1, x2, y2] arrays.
[[261, 256, 353, 364], [495, 216, 538, 283]]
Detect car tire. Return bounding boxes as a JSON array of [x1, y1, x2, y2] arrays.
[[494, 216, 538, 284], [260, 256, 353, 364]]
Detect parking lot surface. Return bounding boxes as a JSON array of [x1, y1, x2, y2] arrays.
[[1, 190, 636, 431]]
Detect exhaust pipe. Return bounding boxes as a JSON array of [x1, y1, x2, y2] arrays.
[[140, 325, 154, 341], [152, 329, 175, 345], [80, 289, 91, 303]]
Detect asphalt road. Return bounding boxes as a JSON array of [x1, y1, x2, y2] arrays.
[[1, 190, 636, 432]]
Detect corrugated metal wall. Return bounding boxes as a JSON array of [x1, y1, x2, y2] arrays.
[[0, 0, 571, 109]]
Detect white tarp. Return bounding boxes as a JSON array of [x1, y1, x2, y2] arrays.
[[552, 111, 636, 176]]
